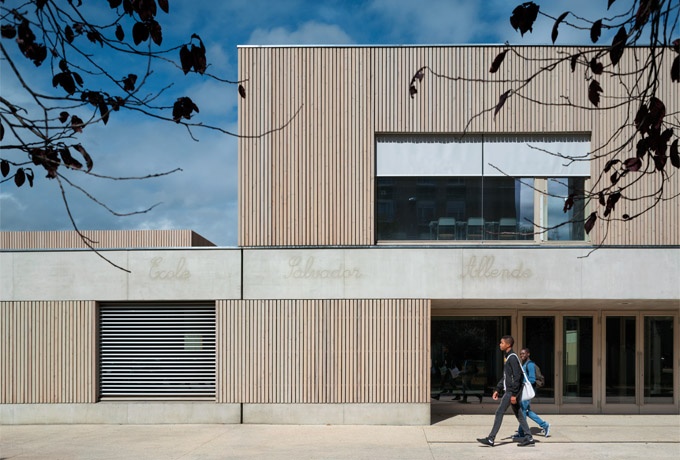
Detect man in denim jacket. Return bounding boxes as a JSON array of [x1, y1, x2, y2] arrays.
[[513, 348, 551, 439]]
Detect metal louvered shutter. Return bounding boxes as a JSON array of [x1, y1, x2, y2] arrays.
[[99, 303, 215, 400]]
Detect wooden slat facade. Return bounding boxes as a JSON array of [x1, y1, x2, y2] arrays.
[[217, 299, 430, 404], [0, 230, 215, 250], [0, 301, 97, 404], [238, 45, 679, 247]]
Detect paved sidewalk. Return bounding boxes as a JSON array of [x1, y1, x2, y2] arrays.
[[1, 415, 679, 459]]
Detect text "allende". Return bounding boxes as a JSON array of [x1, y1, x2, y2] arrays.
[[460, 256, 532, 280]]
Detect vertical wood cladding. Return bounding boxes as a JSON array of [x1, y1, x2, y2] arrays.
[[238, 46, 678, 246], [217, 299, 430, 403], [0, 301, 97, 403], [0, 230, 215, 249]]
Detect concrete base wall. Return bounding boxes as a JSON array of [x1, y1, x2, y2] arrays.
[[0, 403, 241, 425], [0, 403, 430, 425], [243, 404, 430, 425]]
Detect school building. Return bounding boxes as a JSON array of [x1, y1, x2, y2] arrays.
[[1, 46, 678, 425]]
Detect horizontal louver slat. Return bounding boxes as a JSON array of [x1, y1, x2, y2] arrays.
[[100, 303, 216, 399]]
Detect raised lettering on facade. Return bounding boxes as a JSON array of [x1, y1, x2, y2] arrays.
[[460, 256, 532, 280], [149, 256, 191, 280], [286, 256, 361, 279]]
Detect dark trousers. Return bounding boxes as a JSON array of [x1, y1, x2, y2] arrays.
[[488, 392, 532, 440]]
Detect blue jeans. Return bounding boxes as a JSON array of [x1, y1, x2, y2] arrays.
[[517, 399, 548, 435]]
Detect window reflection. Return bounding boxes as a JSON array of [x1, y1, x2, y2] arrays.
[[547, 178, 586, 241], [376, 177, 534, 241], [644, 317, 674, 403]]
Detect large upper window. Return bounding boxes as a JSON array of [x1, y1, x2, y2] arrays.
[[376, 134, 590, 242]]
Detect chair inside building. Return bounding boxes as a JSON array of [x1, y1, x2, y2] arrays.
[[498, 217, 518, 239], [466, 217, 485, 240], [437, 217, 457, 240]]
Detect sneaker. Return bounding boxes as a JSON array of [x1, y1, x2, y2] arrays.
[[517, 438, 535, 447], [543, 423, 551, 437], [511, 434, 524, 442], [477, 437, 494, 447]]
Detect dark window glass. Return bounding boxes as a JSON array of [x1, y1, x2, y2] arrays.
[[644, 316, 674, 403], [563, 316, 593, 403], [547, 177, 586, 241], [606, 316, 636, 403], [376, 177, 534, 241], [523, 316, 555, 400]]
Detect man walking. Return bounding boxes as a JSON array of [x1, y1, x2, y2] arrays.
[[513, 348, 551, 439], [477, 335, 535, 447]]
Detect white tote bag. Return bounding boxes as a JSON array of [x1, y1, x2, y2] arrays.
[[510, 353, 535, 400]]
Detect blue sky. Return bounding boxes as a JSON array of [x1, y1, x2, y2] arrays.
[[0, 0, 630, 246]]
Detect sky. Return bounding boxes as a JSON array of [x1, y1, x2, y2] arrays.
[[0, 0, 636, 247]]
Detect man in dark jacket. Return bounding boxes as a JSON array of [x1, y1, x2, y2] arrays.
[[477, 335, 535, 447]]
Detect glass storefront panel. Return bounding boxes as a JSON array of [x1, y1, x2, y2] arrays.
[[523, 316, 555, 400], [431, 316, 511, 402], [644, 316, 674, 404], [605, 316, 636, 403], [563, 316, 593, 403]]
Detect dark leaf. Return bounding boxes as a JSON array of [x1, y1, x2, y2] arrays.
[[71, 115, 84, 133], [634, 103, 649, 133], [59, 59, 69, 72], [623, 157, 642, 171], [409, 84, 417, 99], [238, 84, 246, 99], [673, 38, 680, 53], [53, 72, 77, 95], [59, 111, 69, 123], [60, 147, 83, 170], [584, 212, 597, 234], [598, 191, 606, 207], [510, 2, 540, 37], [563, 194, 574, 212], [552, 12, 569, 44], [590, 58, 603, 75], [132, 21, 149, 45], [570, 53, 579, 72], [671, 55, 679, 82], [87, 30, 104, 46], [72, 72, 83, 87], [670, 139, 679, 168], [36, 0, 48, 10], [636, 137, 649, 158], [72, 144, 93, 172], [115, 24, 124, 41], [590, 19, 602, 43], [108, 96, 125, 111], [122, 74, 137, 91], [179, 45, 192, 74], [610, 26, 627, 66], [1, 24, 17, 39], [610, 171, 619, 185], [108, 0, 123, 8], [1, 159, 9, 177], [494, 90, 511, 118], [158, 0, 170, 14], [648, 97, 666, 130], [26, 169, 34, 186], [608, 0, 617, 9], [0, 120, 3, 141], [136, 0, 157, 21], [603, 159, 620, 172], [15, 168, 25, 187], [172, 97, 199, 123], [410, 66, 426, 85], [588, 80, 603, 106], [634, 0, 653, 30], [653, 154, 667, 171], [148, 19, 162, 45], [65, 25, 74, 44], [190, 36, 207, 74], [98, 99, 109, 125], [605, 191, 621, 216], [489, 51, 508, 73]]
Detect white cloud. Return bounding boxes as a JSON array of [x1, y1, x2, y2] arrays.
[[247, 21, 355, 45]]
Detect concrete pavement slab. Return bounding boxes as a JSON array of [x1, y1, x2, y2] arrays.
[[1, 415, 678, 460]]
